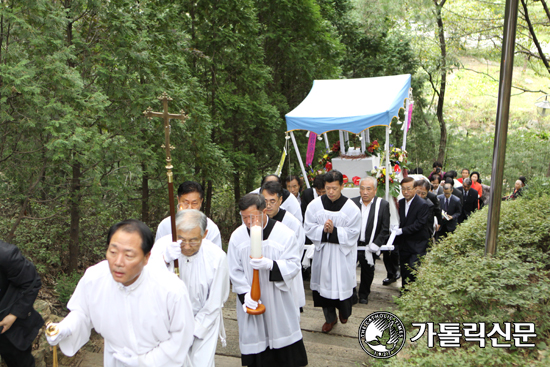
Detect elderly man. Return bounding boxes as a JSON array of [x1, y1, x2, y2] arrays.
[[304, 170, 361, 333], [437, 183, 462, 238], [415, 180, 440, 239], [151, 210, 229, 367], [228, 194, 307, 367], [0, 241, 44, 367], [262, 181, 306, 310], [46, 219, 195, 366], [156, 181, 222, 248], [459, 178, 479, 224], [351, 177, 390, 305], [394, 177, 430, 289]]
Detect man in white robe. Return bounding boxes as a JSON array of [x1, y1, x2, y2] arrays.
[[156, 181, 222, 248], [261, 181, 306, 310], [46, 219, 195, 367], [228, 194, 307, 367], [250, 174, 303, 223], [149, 209, 229, 367], [304, 170, 361, 333]]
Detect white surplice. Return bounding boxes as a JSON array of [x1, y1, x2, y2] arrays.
[[58, 261, 194, 367], [155, 216, 222, 248], [149, 237, 230, 367], [227, 220, 302, 355], [304, 195, 362, 301], [272, 209, 306, 308]]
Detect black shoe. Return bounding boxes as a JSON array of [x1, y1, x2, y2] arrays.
[[383, 277, 397, 286], [395, 272, 401, 280], [359, 298, 368, 304], [300, 307, 303, 313]]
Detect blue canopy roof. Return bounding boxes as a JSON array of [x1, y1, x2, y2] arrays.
[[285, 74, 411, 134]]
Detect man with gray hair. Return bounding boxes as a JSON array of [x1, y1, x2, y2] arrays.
[[351, 177, 390, 304], [150, 209, 229, 367], [459, 177, 479, 224]]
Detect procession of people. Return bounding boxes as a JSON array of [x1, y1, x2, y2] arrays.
[[1, 167, 527, 366]]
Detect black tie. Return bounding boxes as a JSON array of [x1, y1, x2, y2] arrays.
[[445, 198, 449, 211]]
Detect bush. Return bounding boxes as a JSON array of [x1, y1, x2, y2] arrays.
[[55, 271, 83, 307], [379, 179, 550, 365]]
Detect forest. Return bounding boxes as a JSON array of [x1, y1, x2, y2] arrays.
[[1, 0, 550, 286]]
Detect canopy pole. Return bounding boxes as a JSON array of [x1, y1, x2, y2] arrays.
[[290, 132, 311, 189], [324, 133, 330, 151], [339, 130, 345, 155], [385, 126, 390, 202], [360, 131, 366, 153]]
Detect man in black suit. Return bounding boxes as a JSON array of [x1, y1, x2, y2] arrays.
[[351, 177, 390, 304], [394, 177, 430, 289], [437, 183, 462, 238], [0, 241, 44, 367], [444, 176, 463, 201], [459, 178, 479, 224], [300, 174, 326, 220], [414, 180, 438, 240]]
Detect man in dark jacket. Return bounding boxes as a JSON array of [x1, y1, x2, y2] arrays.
[[459, 178, 479, 224], [0, 240, 44, 367], [394, 177, 430, 289], [437, 184, 462, 238], [351, 177, 390, 304]]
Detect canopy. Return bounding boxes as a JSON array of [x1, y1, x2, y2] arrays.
[[285, 74, 411, 134]]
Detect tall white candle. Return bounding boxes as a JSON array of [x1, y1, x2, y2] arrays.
[[250, 225, 262, 258]]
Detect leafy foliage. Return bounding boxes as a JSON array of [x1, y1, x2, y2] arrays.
[[379, 179, 550, 365]]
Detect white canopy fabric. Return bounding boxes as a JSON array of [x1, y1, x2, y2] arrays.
[[285, 74, 411, 134]]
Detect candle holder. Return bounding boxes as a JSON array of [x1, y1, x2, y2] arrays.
[[46, 322, 59, 367], [247, 213, 266, 315]]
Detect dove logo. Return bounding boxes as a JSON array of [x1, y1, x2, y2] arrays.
[[358, 311, 406, 359]]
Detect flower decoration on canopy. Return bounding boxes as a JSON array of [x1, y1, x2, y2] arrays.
[[365, 140, 381, 157], [369, 166, 400, 198], [352, 176, 361, 186], [306, 141, 342, 184]]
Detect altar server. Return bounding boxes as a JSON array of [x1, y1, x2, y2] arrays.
[[46, 219, 195, 367], [251, 175, 303, 223], [228, 194, 307, 367], [304, 170, 361, 333], [262, 181, 306, 309], [150, 209, 229, 367], [156, 181, 222, 248]]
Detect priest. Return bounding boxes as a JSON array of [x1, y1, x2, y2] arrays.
[[261, 181, 306, 310], [156, 181, 222, 248], [304, 170, 361, 333], [227, 194, 308, 367], [251, 175, 303, 223], [46, 219, 195, 366], [150, 209, 229, 367]]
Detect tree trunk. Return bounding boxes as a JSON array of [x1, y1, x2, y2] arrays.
[[6, 163, 47, 243], [69, 161, 81, 272], [141, 162, 149, 224], [434, 1, 448, 164], [205, 180, 213, 217], [546, 161, 550, 177]]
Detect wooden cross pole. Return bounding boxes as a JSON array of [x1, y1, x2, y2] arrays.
[[143, 92, 188, 275]]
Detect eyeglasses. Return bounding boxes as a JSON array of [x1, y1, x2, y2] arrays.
[[402, 187, 415, 192], [265, 199, 278, 206]]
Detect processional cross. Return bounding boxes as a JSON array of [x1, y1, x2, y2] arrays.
[[144, 92, 188, 274]]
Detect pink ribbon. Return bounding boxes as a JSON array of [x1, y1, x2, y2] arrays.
[[407, 103, 414, 131], [306, 132, 317, 166]]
